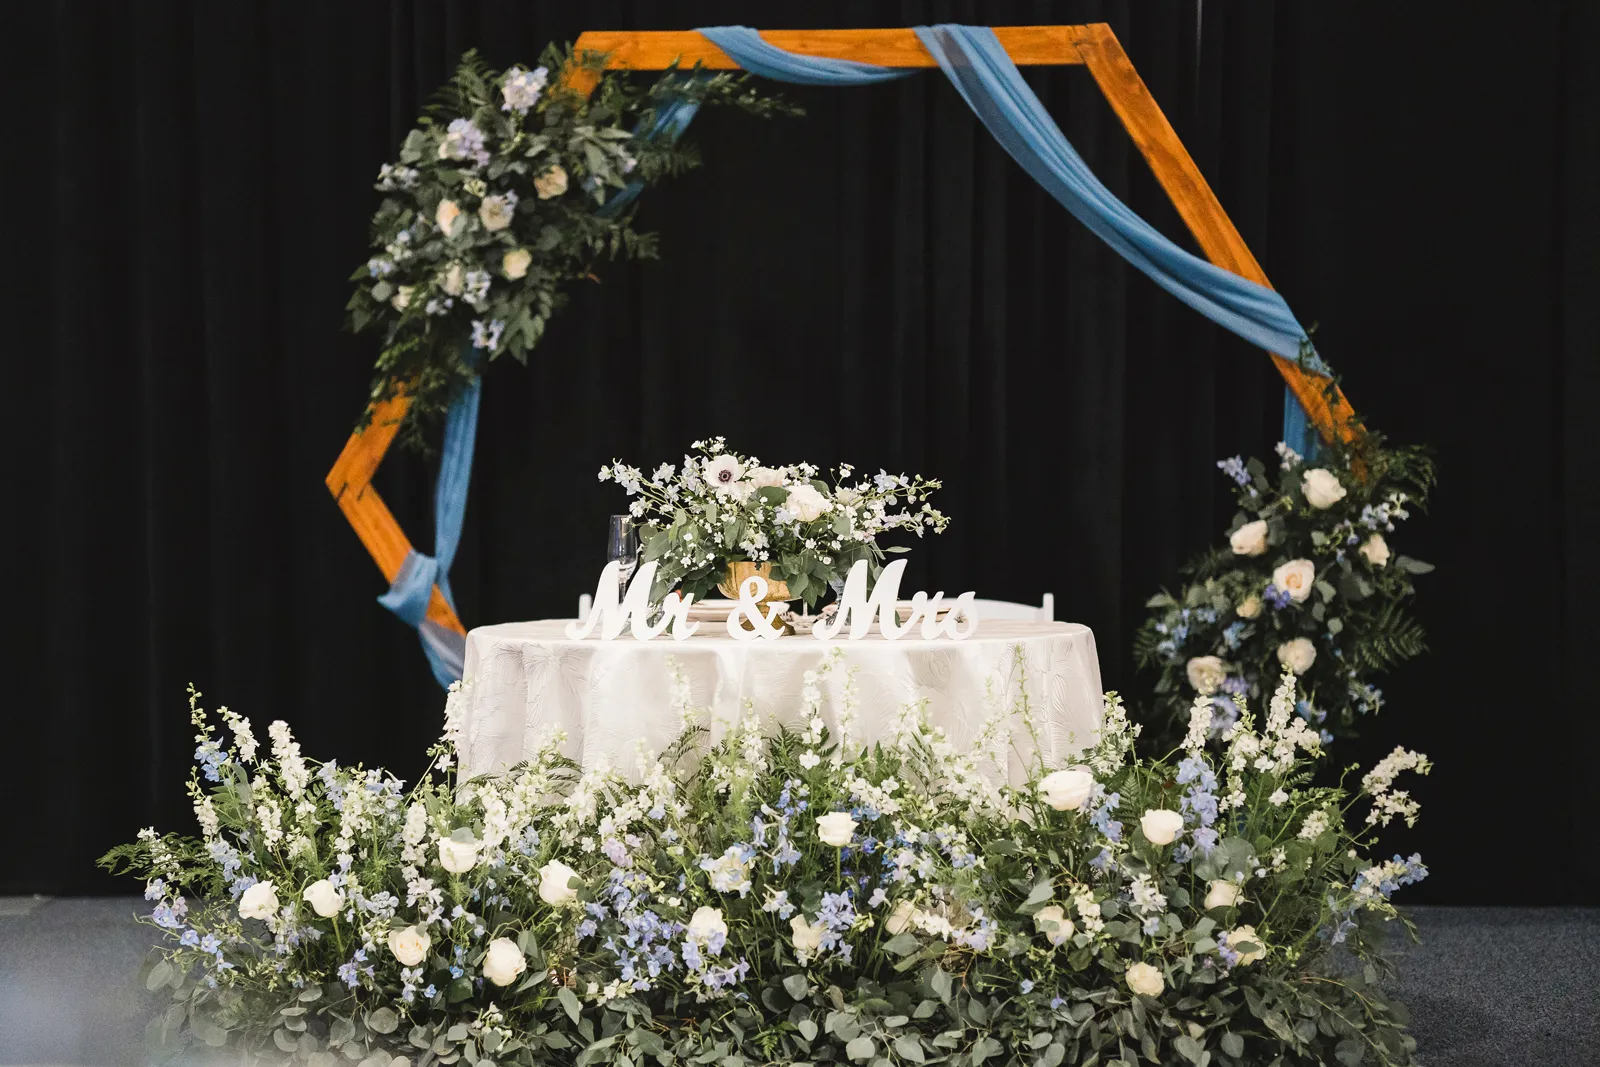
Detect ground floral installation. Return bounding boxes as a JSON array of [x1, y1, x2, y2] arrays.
[[347, 53, 793, 449], [599, 438, 949, 607], [1137, 425, 1434, 744], [106, 657, 1432, 1067]]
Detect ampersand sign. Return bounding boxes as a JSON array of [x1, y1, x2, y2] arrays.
[[726, 575, 786, 641]]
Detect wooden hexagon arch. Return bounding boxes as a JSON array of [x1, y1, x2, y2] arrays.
[[325, 23, 1356, 640]]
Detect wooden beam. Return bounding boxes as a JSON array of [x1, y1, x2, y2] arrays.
[[1069, 23, 1355, 444], [571, 26, 1084, 71]]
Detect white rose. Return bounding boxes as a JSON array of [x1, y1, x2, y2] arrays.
[[815, 811, 858, 847], [1302, 468, 1348, 509], [1185, 655, 1228, 696], [301, 879, 343, 919], [1033, 904, 1075, 946], [1140, 809, 1184, 846], [435, 198, 463, 237], [538, 860, 580, 906], [502, 248, 532, 280], [1228, 924, 1266, 964], [481, 937, 527, 987], [686, 906, 727, 947], [1271, 559, 1317, 602], [1038, 768, 1095, 812], [478, 194, 515, 232], [1276, 637, 1317, 674], [533, 165, 568, 199], [441, 262, 466, 297], [1359, 534, 1390, 568], [1236, 596, 1261, 619], [786, 484, 831, 522], [391, 284, 414, 311], [702, 454, 744, 495], [238, 881, 279, 921], [790, 915, 826, 956], [1229, 519, 1268, 556], [1204, 880, 1241, 911], [438, 834, 480, 874], [388, 925, 430, 967], [1125, 961, 1165, 997], [748, 466, 787, 489], [884, 899, 917, 935]]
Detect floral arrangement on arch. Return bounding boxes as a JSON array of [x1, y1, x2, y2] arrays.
[[105, 660, 1432, 1066], [599, 438, 950, 606], [1137, 425, 1434, 742], [347, 51, 794, 448]]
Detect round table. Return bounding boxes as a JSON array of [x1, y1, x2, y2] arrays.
[[458, 619, 1104, 785]]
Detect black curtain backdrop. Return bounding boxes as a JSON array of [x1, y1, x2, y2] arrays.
[[7, 1, 1596, 904]]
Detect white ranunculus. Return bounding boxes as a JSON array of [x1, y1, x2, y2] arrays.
[[1229, 519, 1269, 557], [1033, 904, 1075, 946], [1125, 961, 1165, 997], [1185, 655, 1228, 696], [884, 899, 917, 935], [436, 198, 463, 237], [438, 834, 480, 874], [1359, 533, 1390, 568], [482, 937, 527, 987], [1204, 880, 1241, 911], [1272, 559, 1317, 602], [538, 860, 580, 906], [388, 925, 430, 967], [1236, 596, 1262, 619], [502, 248, 531, 280], [1228, 924, 1266, 964], [786, 484, 831, 522], [302, 879, 343, 919], [1038, 768, 1095, 812], [238, 881, 279, 921], [391, 285, 414, 311], [1276, 637, 1317, 675], [441, 262, 466, 297], [1302, 468, 1348, 509], [702, 454, 744, 495], [815, 811, 858, 847], [686, 906, 727, 947], [533, 165, 568, 199], [478, 194, 515, 232], [1140, 809, 1184, 846], [790, 915, 826, 956]]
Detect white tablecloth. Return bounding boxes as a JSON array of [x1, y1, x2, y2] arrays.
[[458, 620, 1103, 784]]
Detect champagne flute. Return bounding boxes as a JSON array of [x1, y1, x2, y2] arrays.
[[607, 515, 640, 597]]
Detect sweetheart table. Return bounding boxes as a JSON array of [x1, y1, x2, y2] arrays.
[[457, 619, 1103, 784]]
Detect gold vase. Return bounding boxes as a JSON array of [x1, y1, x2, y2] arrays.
[[718, 561, 791, 606]]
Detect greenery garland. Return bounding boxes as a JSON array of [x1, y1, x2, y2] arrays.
[[347, 49, 795, 449]]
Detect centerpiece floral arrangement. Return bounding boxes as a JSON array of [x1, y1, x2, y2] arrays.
[[105, 662, 1431, 1067], [599, 438, 950, 607], [347, 52, 794, 449], [1137, 424, 1434, 744]]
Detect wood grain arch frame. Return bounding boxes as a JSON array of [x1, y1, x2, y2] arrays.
[[325, 23, 1357, 639]]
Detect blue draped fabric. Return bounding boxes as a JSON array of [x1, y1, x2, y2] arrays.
[[377, 370, 480, 687], [600, 96, 704, 216], [695, 23, 1325, 447]]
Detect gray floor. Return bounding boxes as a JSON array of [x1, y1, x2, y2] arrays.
[[0, 899, 1595, 1066]]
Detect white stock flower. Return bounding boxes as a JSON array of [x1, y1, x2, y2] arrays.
[[388, 925, 430, 967], [1038, 768, 1095, 811], [302, 879, 343, 918], [786, 484, 831, 522], [1204, 880, 1241, 910], [502, 248, 531, 280], [477, 194, 516, 232], [538, 860, 580, 905], [482, 937, 527, 986], [1359, 534, 1391, 567], [1228, 925, 1266, 964], [1033, 904, 1074, 946], [1139, 809, 1184, 846], [790, 915, 826, 957], [533, 165, 568, 199], [815, 811, 858, 847], [1236, 596, 1262, 619], [1272, 559, 1317, 602], [1229, 519, 1268, 556], [1185, 655, 1227, 695], [1125, 962, 1165, 996], [438, 834, 480, 874], [436, 198, 464, 237], [238, 881, 279, 921], [884, 899, 917, 935], [1276, 637, 1317, 675], [686, 906, 727, 946], [1301, 468, 1347, 509]]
